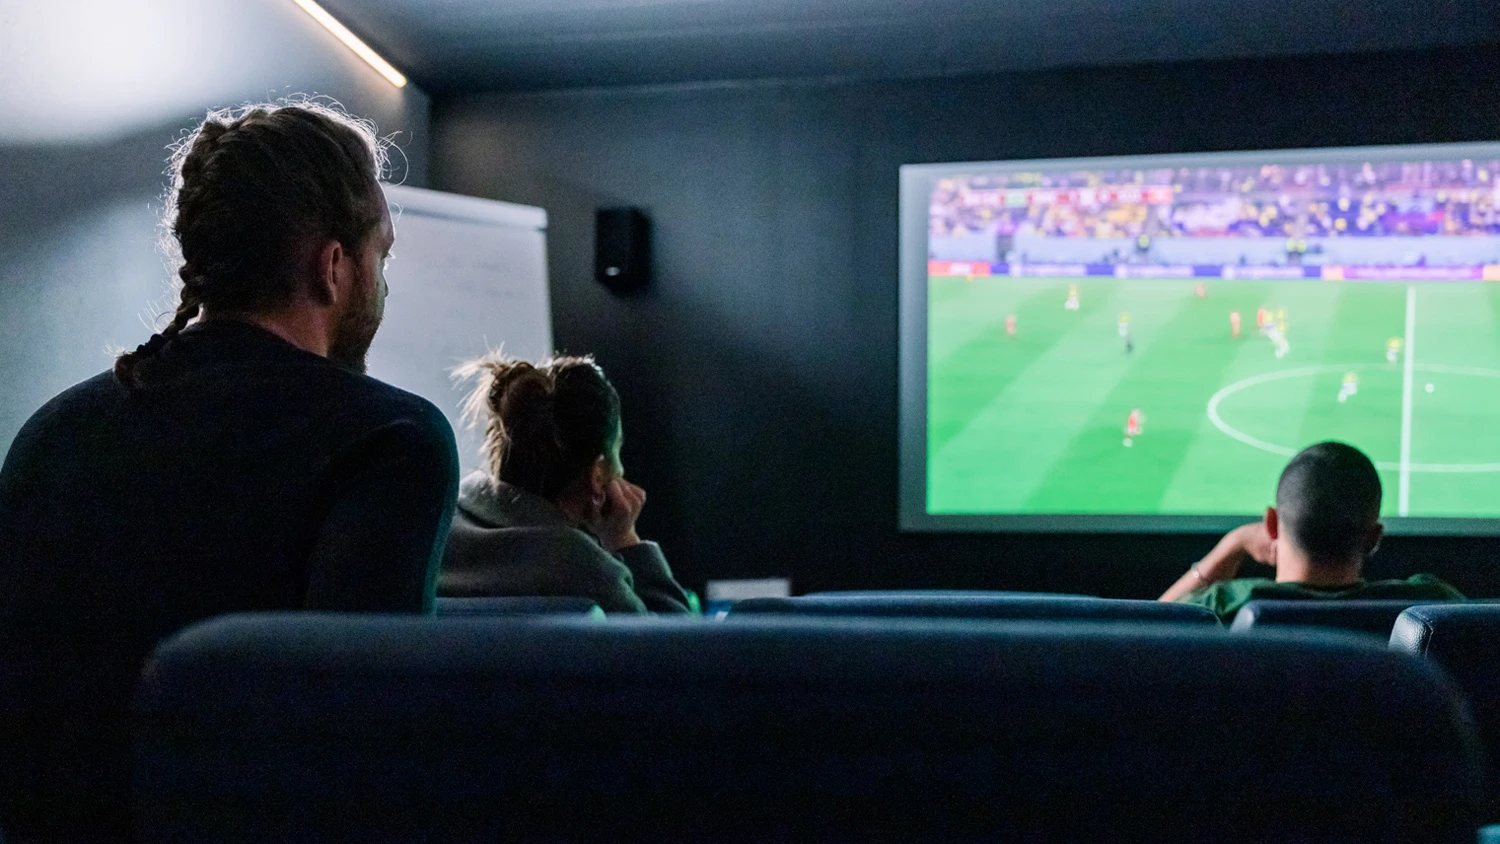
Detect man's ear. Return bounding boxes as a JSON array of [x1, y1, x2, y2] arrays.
[[1264, 506, 1279, 539], [309, 238, 345, 306], [1364, 522, 1385, 556]]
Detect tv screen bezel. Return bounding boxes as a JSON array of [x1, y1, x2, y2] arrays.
[[899, 141, 1500, 535]]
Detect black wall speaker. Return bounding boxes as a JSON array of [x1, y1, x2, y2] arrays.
[[595, 207, 651, 293]]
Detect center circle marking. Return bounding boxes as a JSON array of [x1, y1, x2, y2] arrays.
[[1206, 364, 1500, 473]]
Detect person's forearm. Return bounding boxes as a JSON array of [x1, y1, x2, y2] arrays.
[[616, 541, 695, 614], [1159, 528, 1249, 602], [1158, 567, 1205, 603]]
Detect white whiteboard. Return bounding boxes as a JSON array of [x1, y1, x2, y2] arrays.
[[368, 184, 552, 472]]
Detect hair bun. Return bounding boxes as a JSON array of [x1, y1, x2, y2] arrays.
[[454, 351, 620, 501], [493, 364, 556, 438], [197, 120, 231, 145]]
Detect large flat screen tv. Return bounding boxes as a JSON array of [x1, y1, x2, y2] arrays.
[[899, 143, 1500, 533]]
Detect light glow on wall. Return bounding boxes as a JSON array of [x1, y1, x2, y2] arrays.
[[292, 0, 407, 88]]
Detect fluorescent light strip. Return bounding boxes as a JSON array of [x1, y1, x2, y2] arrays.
[[292, 0, 407, 88]]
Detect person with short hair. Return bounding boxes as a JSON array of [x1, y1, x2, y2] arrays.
[[1160, 441, 1463, 621], [440, 353, 694, 614], [0, 102, 459, 841]]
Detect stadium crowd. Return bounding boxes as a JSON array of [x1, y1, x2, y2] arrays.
[[931, 159, 1500, 240]]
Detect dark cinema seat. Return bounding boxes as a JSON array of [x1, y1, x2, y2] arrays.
[[434, 596, 603, 618], [1231, 599, 1454, 639], [727, 593, 1219, 625], [1392, 603, 1500, 815], [133, 614, 1482, 842], [808, 590, 1084, 598]]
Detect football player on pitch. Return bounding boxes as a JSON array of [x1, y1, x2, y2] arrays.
[[1261, 308, 1290, 358], [1123, 408, 1144, 446], [1338, 371, 1359, 403], [1387, 336, 1403, 364], [1065, 284, 1081, 311]]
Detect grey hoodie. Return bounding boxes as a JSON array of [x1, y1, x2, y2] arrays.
[[439, 471, 695, 614]]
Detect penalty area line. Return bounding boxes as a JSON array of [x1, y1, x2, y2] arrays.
[[1399, 285, 1415, 517]]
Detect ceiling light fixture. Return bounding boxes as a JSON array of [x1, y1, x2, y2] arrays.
[[292, 0, 407, 88]]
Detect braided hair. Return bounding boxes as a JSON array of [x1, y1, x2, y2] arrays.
[[114, 101, 389, 386], [455, 353, 623, 502]]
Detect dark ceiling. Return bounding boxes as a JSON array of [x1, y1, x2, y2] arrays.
[[319, 0, 1500, 95]]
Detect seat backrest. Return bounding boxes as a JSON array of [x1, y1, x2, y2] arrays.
[[134, 614, 1483, 843], [1231, 599, 1446, 638], [1393, 604, 1500, 796], [435, 596, 603, 618], [808, 590, 1085, 599], [727, 594, 1219, 625]]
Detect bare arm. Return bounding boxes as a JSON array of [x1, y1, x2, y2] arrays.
[[1159, 523, 1276, 602]]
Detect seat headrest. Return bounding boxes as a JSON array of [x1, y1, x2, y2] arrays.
[[729, 594, 1219, 624], [435, 596, 604, 618], [1230, 599, 1446, 638], [1391, 603, 1500, 656]]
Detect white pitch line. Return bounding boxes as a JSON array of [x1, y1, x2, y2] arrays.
[[1399, 285, 1416, 516]]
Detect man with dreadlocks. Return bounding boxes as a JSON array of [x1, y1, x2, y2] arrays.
[[0, 102, 459, 841]]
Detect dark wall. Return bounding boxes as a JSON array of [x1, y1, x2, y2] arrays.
[[433, 47, 1500, 599]]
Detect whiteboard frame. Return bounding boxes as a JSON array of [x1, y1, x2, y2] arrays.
[[383, 183, 547, 232]]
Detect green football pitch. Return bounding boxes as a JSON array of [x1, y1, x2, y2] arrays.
[[927, 275, 1500, 519]]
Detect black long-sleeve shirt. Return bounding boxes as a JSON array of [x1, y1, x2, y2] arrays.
[[0, 319, 459, 841]]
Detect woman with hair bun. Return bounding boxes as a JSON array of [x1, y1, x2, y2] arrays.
[[440, 353, 694, 614]]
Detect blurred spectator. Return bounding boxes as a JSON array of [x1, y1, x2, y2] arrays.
[[1158, 442, 1464, 622]]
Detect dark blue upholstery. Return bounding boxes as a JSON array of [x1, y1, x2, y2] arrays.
[[727, 594, 1219, 624], [808, 590, 1084, 598], [134, 614, 1482, 843], [1231, 599, 1453, 639], [435, 596, 603, 618], [1393, 604, 1500, 808]]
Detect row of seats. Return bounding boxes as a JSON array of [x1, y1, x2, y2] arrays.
[[436, 595, 605, 618], [1230, 598, 1461, 637], [1394, 602, 1500, 809], [728, 593, 1221, 623], [440, 592, 1489, 643], [727, 593, 1500, 794], [129, 596, 1500, 842], [729, 593, 1494, 640]]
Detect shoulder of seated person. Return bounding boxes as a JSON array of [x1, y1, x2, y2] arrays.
[[447, 515, 627, 584], [175, 337, 449, 433], [314, 368, 448, 429], [189, 323, 444, 424], [1392, 573, 1465, 596], [14, 370, 119, 432], [454, 516, 598, 546], [456, 475, 590, 537], [1225, 577, 1277, 590]]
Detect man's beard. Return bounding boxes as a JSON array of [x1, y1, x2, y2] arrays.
[[327, 271, 382, 374]]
